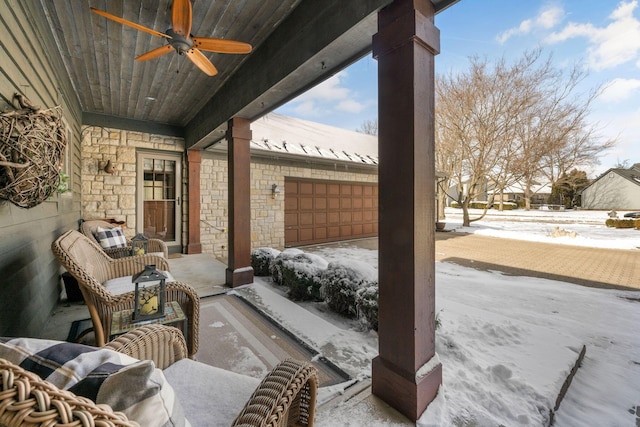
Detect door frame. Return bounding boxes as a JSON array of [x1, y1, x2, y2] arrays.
[[136, 150, 183, 250]]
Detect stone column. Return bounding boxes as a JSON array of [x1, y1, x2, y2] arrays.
[[371, 0, 441, 421], [225, 117, 254, 287], [187, 149, 202, 254]]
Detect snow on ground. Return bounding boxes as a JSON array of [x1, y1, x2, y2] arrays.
[[240, 209, 640, 426], [444, 208, 640, 250]]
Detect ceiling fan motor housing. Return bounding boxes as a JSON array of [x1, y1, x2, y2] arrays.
[[166, 28, 193, 54]]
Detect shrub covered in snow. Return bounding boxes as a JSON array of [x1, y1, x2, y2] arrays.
[[320, 261, 377, 318], [605, 218, 640, 228], [279, 252, 328, 301], [270, 248, 304, 285], [251, 247, 281, 276], [356, 284, 379, 331]]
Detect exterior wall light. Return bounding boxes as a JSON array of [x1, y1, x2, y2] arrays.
[[271, 183, 281, 199]]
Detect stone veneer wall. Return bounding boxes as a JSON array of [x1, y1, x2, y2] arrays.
[[81, 126, 186, 239], [81, 128, 376, 257], [200, 153, 378, 258]]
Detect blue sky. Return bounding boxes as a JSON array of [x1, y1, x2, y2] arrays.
[[275, 0, 640, 177]]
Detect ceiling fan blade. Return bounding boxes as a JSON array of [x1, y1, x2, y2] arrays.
[[171, 0, 193, 37], [185, 48, 218, 76], [135, 45, 173, 61], [91, 7, 170, 39], [192, 37, 253, 54]]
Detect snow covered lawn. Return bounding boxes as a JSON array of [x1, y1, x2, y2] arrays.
[[240, 209, 640, 426]]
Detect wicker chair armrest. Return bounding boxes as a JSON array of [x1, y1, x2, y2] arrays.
[[147, 238, 169, 258], [105, 324, 188, 370], [104, 246, 136, 259], [232, 359, 318, 427], [109, 254, 170, 275], [0, 358, 139, 426]]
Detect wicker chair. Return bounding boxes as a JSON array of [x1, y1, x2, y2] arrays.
[[51, 230, 199, 357], [0, 325, 318, 427], [80, 219, 169, 259]]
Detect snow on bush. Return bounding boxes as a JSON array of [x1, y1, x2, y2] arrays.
[[280, 252, 328, 301], [320, 261, 377, 318], [251, 247, 281, 276], [355, 284, 379, 331], [270, 248, 304, 285]]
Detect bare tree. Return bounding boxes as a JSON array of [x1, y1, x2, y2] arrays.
[[437, 51, 547, 225], [356, 119, 378, 136], [436, 49, 616, 223]]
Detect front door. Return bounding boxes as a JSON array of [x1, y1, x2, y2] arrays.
[[136, 152, 182, 250]]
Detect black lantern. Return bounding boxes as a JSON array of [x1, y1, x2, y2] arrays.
[[132, 264, 166, 321], [131, 233, 149, 256]]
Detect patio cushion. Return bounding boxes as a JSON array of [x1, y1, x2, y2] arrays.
[[0, 337, 187, 427], [96, 225, 128, 249], [103, 271, 175, 295], [164, 358, 259, 427]]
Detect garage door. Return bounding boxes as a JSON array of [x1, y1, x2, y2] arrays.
[[284, 178, 378, 247]]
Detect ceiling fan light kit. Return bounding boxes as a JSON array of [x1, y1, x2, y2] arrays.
[[90, 0, 252, 76]]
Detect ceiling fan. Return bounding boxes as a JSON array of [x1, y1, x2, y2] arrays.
[[90, 0, 252, 76]]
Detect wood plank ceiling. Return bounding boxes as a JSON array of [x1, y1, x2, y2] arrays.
[[43, 0, 299, 128], [40, 0, 459, 148]]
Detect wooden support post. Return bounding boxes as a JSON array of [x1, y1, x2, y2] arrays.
[[226, 117, 254, 287], [371, 0, 442, 421], [187, 149, 202, 254]]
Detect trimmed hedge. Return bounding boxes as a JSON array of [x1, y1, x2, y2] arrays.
[[251, 247, 281, 276], [356, 284, 379, 331], [279, 253, 328, 301], [605, 218, 640, 228], [265, 247, 380, 330], [270, 249, 304, 285], [320, 262, 372, 317]]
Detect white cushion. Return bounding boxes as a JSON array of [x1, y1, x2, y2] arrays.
[[104, 271, 175, 295], [164, 359, 259, 427]]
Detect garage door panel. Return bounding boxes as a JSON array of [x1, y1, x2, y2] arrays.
[[285, 197, 299, 210], [315, 227, 327, 239], [285, 213, 298, 226], [299, 228, 314, 242], [300, 182, 314, 195], [328, 198, 340, 210], [285, 229, 299, 242], [315, 212, 327, 225], [353, 211, 363, 222], [300, 212, 314, 226], [286, 181, 299, 195], [300, 197, 314, 210], [315, 198, 327, 210], [328, 212, 340, 224]]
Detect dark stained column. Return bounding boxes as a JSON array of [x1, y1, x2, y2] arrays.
[[225, 117, 254, 287], [187, 149, 202, 254], [371, 0, 441, 421]]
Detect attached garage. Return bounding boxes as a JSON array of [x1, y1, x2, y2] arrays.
[[284, 178, 378, 246]]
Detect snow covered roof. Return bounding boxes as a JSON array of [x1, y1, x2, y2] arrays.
[[249, 113, 378, 166]]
